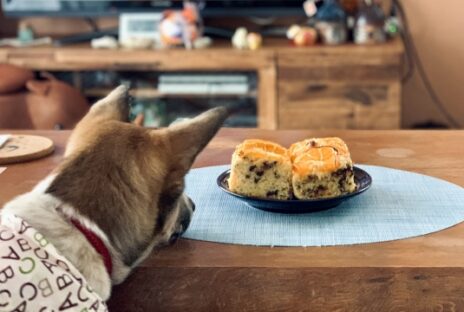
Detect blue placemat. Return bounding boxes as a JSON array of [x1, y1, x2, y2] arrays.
[[183, 165, 464, 246]]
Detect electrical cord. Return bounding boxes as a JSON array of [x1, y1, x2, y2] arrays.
[[393, 2, 414, 83], [393, 0, 461, 128]]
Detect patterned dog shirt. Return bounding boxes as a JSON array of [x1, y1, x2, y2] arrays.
[[0, 213, 108, 312]]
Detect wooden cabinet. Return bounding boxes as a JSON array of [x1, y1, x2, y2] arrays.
[[276, 40, 403, 129], [0, 39, 403, 129]]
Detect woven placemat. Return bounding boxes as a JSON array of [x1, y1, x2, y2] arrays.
[[182, 165, 464, 246]]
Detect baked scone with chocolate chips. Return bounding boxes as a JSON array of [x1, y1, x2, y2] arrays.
[[289, 137, 356, 199], [228, 139, 292, 199]]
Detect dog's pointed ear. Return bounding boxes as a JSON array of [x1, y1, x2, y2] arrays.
[[65, 85, 131, 157], [84, 85, 131, 123], [166, 107, 229, 175]]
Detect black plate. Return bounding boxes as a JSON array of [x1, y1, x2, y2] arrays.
[[217, 166, 372, 213]]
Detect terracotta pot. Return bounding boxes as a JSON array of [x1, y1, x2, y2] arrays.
[[0, 67, 89, 129], [0, 64, 34, 94]]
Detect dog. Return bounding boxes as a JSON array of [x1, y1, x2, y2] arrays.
[[0, 85, 228, 311]]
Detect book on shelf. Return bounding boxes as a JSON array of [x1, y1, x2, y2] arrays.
[[159, 74, 249, 84], [158, 83, 249, 95]]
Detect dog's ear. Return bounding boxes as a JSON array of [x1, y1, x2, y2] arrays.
[[165, 107, 229, 176], [132, 113, 145, 126], [64, 85, 131, 157], [83, 85, 131, 123]]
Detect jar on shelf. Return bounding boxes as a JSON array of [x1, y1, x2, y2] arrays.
[[314, 0, 348, 45], [354, 0, 386, 44]]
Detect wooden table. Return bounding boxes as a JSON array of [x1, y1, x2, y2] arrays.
[[1, 129, 464, 311]]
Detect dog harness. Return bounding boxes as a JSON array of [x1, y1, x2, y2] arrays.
[[0, 214, 108, 311]]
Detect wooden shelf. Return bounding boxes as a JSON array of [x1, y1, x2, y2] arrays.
[[0, 38, 404, 130], [0, 39, 403, 71], [84, 87, 257, 99]]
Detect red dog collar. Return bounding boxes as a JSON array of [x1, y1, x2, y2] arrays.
[[71, 218, 113, 275]]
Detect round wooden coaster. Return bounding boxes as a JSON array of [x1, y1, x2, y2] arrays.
[[0, 135, 54, 165]]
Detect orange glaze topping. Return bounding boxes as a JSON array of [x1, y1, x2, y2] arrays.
[[236, 139, 289, 161], [290, 137, 349, 160], [293, 146, 340, 175], [290, 137, 351, 175]]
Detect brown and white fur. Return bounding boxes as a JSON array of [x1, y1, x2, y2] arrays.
[[1, 85, 229, 300]]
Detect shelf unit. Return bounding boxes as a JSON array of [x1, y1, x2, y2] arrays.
[[0, 38, 404, 129]]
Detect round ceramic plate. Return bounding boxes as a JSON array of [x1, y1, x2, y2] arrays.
[[217, 166, 372, 213]]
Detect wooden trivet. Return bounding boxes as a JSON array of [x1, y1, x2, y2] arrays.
[[0, 135, 54, 165]]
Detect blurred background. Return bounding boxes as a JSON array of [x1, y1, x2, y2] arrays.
[[0, 0, 462, 130]]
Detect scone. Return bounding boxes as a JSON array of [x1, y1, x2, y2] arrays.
[[289, 137, 356, 199], [228, 139, 292, 199]]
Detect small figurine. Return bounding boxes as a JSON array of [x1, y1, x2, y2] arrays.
[[232, 27, 249, 50], [287, 25, 318, 47], [303, 0, 318, 17], [232, 28, 263, 50], [120, 38, 155, 50], [193, 36, 213, 49], [354, 0, 386, 44], [314, 0, 347, 45], [159, 1, 203, 49], [247, 32, 262, 50], [91, 36, 119, 49], [17, 22, 35, 43]]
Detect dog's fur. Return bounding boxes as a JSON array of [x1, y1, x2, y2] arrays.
[[1, 86, 228, 300]]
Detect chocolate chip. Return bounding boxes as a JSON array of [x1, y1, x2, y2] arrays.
[[266, 190, 279, 198], [333, 168, 349, 178], [249, 165, 257, 172], [338, 178, 345, 191], [245, 174, 250, 179], [305, 176, 317, 183], [263, 161, 275, 170], [256, 170, 264, 177]]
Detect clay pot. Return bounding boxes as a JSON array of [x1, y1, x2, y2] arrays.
[[0, 64, 34, 93], [0, 68, 89, 129]]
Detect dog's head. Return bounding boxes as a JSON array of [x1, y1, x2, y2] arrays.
[[46, 86, 228, 270]]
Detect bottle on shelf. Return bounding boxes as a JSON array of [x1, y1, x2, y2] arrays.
[[354, 0, 387, 44], [314, 0, 348, 45]]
